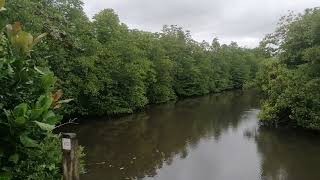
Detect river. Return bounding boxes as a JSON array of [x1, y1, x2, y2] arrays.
[[64, 90, 320, 180]]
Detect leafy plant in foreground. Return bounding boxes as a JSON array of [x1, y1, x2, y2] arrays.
[[0, 3, 68, 178]]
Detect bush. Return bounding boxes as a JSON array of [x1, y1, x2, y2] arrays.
[[257, 8, 320, 130], [0, 5, 66, 179]]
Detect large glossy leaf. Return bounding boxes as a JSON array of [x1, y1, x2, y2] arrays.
[[35, 95, 53, 111], [31, 95, 53, 119], [6, 22, 47, 55], [13, 31, 33, 55], [20, 135, 38, 148], [43, 110, 61, 125], [34, 121, 54, 131]]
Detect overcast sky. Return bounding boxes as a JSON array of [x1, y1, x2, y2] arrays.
[[82, 0, 319, 48]]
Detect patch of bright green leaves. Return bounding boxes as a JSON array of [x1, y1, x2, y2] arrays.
[[0, 2, 64, 178]]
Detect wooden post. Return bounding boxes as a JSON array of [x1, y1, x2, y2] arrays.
[[62, 133, 80, 180]]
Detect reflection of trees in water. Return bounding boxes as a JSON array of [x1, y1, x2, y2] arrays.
[[254, 127, 320, 180], [76, 90, 260, 180]]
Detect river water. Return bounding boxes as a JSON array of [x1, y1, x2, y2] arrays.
[[64, 90, 320, 180]]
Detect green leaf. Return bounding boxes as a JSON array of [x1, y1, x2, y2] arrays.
[[20, 135, 38, 148], [13, 103, 28, 118], [34, 121, 54, 131], [7, 64, 14, 77], [43, 111, 61, 125], [34, 66, 45, 75], [3, 109, 11, 119], [8, 154, 19, 164], [48, 164, 56, 171], [41, 72, 55, 92], [35, 95, 53, 110], [30, 109, 43, 120], [14, 117, 26, 125], [31, 95, 53, 119]]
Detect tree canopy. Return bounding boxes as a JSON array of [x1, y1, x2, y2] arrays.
[[3, 0, 262, 116], [256, 8, 320, 130]]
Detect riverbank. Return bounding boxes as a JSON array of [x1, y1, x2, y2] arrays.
[[63, 88, 243, 124]]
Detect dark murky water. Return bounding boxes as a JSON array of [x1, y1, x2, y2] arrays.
[[64, 91, 320, 180]]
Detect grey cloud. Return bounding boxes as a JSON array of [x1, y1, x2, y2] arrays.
[[83, 0, 319, 47]]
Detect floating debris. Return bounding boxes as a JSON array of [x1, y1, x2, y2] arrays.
[[95, 161, 106, 165]]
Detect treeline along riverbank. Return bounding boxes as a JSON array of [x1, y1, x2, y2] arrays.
[[1, 0, 320, 179], [4, 0, 263, 117], [0, 1, 262, 179]]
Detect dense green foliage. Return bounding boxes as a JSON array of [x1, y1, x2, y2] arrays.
[[256, 8, 320, 130], [4, 0, 261, 116], [0, 0, 263, 178], [0, 2, 70, 179], [0, 29, 62, 180], [1, 0, 319, 178]]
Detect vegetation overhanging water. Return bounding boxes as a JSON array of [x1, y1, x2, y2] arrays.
[[1, 0, 320, 179]]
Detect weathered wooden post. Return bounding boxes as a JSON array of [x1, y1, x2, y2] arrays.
[[62, 133, 80, 180]]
